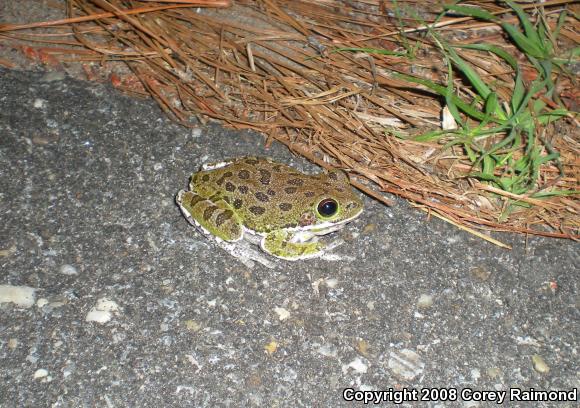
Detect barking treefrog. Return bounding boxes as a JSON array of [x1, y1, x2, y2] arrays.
[[176, 157, 363, 268]]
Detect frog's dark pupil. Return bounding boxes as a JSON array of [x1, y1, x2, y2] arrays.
[[317, 199, 338, 217]]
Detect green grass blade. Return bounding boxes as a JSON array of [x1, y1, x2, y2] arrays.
[[532, 98, 547, 116], [511, 69, 525, 113], [446, 47, 492, 100], [478, 92, 500, 127], [392, 72, 489, 121], [537, 152, 560, 165], [501, 23, 545, 58], [509, 78, 549, 121], [537, 109, 570, 125], [412, 129, 450, 142], [476, 128, 517, 167], [484, 92, 499, 117], [444, 45, 506, 120], [532, 189, 580, 198], [524, 127, 535, 155], [481, 155, 496, 177], [537, 21, 551, 55], [553, 10, 567, 41], [443, 4, 497, 21], [452, 43, 518, 70], [499, 176, 516, 192], [469, 172, 495, 182], [465, 144, 477, 162], [504, 0, 542, 45], [444, 56, 466, 127]]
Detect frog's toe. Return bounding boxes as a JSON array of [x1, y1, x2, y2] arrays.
[[324, 239, 344, 251], [319, 252, 354, 262], [218, 240, 276, 269]]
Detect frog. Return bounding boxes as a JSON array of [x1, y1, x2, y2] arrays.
[[176, 157, 363, 268]]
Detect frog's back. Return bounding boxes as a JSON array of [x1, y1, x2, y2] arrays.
[[192, 157, 302, 192], [191, 157, 330, 233]]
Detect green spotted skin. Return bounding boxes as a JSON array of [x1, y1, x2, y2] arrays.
[[178, 190, 243, 241], [177, 157, 364, 260], [262, 230, 322, 258]]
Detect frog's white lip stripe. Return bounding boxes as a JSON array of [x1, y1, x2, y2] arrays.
[[241, 208, 362, 237], [284, 208, 363, 235]]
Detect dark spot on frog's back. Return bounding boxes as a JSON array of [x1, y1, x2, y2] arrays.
[[225, 182, 236, 192], [238, 185, 248, 194], [266, 189, 276, 196], [304, 191, 315, 197], [249, 206, 266, 216], [258, 169, 271, 185], [238, 169, 250, 180], [279, 202, 292, 211], [201, 174, 210, 182], [284, 187, 297, 194], [255, 191, 270, 202], [233, 198, 243, 209], [216, 171, 233, 186], [216, 210, 233, 226], [287, 178, 304, 186], [245, 158, 260, 165]]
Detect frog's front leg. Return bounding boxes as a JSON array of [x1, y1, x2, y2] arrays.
[[261, 230, 326, 260], [177, 190, 242, 241]]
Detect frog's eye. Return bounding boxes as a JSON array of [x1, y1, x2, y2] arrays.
[[317, 198, 339, 218]]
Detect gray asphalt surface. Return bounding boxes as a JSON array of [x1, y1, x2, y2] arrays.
[[0, 68, 578, 407]]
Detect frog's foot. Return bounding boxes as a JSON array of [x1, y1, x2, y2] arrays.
[[262, 230, 334, 261], [316, 239, 355, 262], [217, 239, 276, 269], [263, 232, 353, 262]]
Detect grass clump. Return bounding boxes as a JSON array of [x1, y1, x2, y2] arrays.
[[391, 1, 576, 209]]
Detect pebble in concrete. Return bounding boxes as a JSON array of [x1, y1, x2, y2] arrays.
[[86, 297, 121, 324], [387, 349, 425, 381], [0, 285, 36, 308]]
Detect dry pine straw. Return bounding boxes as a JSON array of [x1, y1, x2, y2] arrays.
[[1, 0, 578, 244]]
